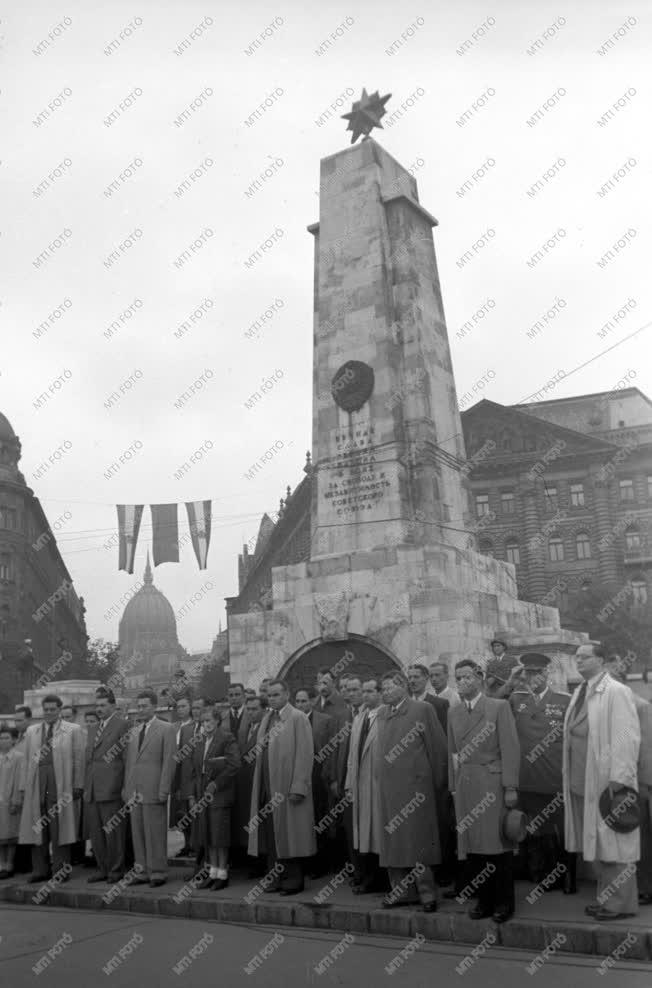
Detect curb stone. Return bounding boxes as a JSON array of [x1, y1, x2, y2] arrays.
[[1, 881, 651, 959]]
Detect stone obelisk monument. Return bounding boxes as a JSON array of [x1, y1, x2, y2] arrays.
[[228, 90, 585, 690]]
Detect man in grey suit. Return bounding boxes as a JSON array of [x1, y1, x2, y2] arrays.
[[123, 689, 176, 887], [85, 686, 132, 883]]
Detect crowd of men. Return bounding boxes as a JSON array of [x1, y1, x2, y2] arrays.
[[0, 638, 650, 925]]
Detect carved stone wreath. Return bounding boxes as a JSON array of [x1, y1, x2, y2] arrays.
[[314, 591, 351, 640], [331, 361, 374, 412]]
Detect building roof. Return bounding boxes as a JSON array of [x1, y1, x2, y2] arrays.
[[511, 386, 652, 411], [462, 399, 619, 454]]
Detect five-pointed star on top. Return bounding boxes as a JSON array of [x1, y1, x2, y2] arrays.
[[341, 88, 392, 144]]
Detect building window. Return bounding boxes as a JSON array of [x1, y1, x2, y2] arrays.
[[632, 579, 648, 606], [506, 540, 520, 565], [620, 479, 634, 501], [475, 494, 490, 517], [0, 507, 16, 529], [576, 532, 591, 559], [0, 553, 12, 581], [625, 527, 641, 552], [570, 483, 585, 507], [544, 485, 558, 510], [501, 491, 515, 514], [479, 539, 494, 557], [548, 536, 564, 562]]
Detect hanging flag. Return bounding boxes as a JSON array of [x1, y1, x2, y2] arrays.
[[117, 504, 144, 574], [185, 500, 212, 569], [151, 503, 179, 565]]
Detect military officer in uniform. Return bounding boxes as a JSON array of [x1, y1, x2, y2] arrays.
[[509, 652, 573, 891]]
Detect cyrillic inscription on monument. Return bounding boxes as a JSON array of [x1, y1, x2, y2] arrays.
[[324, 423, 390, 516]]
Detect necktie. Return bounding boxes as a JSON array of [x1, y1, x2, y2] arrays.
[[94, 719, 106, 748], [573, 681, 588, 719], [138, 723, 146, 751], [40, 722, 53, 762], [358, 712, 370, 766], [466, 701, 473, 714]]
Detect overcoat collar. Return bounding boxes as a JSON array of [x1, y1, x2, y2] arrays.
[[457, 693, 487, 741]]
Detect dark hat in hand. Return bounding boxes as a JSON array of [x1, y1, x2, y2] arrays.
[[599, 785, 640, 833]]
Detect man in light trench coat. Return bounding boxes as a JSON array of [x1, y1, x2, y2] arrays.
[[376, 670, 448, 912], [247, 679, 316, 894], [563, 643, 641, 920], [19, 693, 84, 881], [344, 677, 385, 893]]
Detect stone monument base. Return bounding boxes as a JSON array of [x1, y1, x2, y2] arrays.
[[229, 540, 587, 691]]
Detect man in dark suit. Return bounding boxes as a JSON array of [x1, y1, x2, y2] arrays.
[[408, 663, 449, 734], [314, 668, 353, 869], [224, 684, 249, 749], [233, 694, 266, 874], [295, 687, 333, 877], [315, 668, 349, 726], [171, 696, 202, 857], [123, 689, 176, 887], [84, 686, 132, 883], [315, 668, 350, 789], [408, 662, 454, 885]]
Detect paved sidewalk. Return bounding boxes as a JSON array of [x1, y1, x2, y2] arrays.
[[1, 860, 651, 961]]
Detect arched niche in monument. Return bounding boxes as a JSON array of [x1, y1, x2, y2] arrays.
[[278, 633, 403, 696]]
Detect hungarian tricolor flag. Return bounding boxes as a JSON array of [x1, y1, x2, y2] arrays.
[[185, 500, 212, 569], [151, 503, 179, 566], [117, 504, 144, 574]]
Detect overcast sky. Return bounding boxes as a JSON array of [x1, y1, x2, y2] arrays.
[[1, 0, 650, 652]]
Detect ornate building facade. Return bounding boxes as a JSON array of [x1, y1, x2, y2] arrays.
[[117, 555, 187, 697], [0, 412, 88, 711], [461, 387, 652, 640]]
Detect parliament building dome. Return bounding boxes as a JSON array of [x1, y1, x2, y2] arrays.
[[119, 555, 178, 643], [118, 555, 185, 694]]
